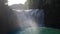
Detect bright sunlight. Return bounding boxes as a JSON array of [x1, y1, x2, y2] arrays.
[[8, 0, 27, 6]]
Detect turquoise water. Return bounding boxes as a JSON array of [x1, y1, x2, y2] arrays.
[[20, 27, 60, 34]]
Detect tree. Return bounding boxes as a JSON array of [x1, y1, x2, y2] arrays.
[[27, 0, 46, 9]]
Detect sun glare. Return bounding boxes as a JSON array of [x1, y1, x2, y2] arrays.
[[8, 0, 27, 6]]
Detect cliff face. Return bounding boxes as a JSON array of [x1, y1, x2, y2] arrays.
[[28, 0, 60, 29], [0, 0, 18, 34], [44, 0, 60, 29]]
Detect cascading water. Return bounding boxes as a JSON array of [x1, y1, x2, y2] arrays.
[[13, 9, 44, 34]]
